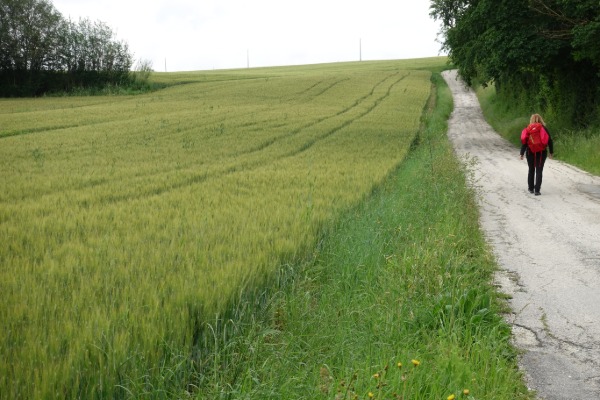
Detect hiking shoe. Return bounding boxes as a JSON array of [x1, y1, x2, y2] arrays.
[[528, 189, 534, 193], [534, 191, 541, 196]]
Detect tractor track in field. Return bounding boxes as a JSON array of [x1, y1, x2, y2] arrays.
[[442, 70, 600, 400], [6, 71, 410, 207], [92, 72, 409, 205]]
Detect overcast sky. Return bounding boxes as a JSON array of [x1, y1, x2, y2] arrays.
[[51, 0, 444, 72]]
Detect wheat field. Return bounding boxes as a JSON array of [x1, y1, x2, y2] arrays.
[[0, 58, 444, 398]]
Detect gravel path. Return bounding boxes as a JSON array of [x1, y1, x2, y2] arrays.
[[442, 70, 600, 400]]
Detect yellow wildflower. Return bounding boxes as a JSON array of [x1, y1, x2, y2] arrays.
[[372, 373, 380, 379], [411, 359, 420, 367], [463, 389, 470, 395], [447, 395, 456, 400], [368, 392, 374, 398], [397, 362, 402, 368]]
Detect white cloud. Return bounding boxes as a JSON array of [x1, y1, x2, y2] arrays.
[[51, 0, 443, 71]]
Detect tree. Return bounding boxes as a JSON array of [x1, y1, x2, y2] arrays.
[[58, 17, 132, 88], [430, 0, 600, 125], [430, 0, 554, 85], [63, 18, 131, 74], [0, 0, 134, 96], [529, 0, 600, 67], [0, 0, 63, 71]]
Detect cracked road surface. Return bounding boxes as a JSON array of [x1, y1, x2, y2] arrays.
[[442, 70, 600, 399]]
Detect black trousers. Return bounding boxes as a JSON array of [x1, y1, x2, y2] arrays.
[[526, 150, 547, 192]]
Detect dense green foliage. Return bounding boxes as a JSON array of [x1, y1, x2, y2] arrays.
[[0, 0, 135, 96], [430, 0, 600, 127]]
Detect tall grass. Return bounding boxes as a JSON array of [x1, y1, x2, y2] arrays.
[[476, 84, 600, 175], [0, 58, 446, 398], [190, 73, 532, 399]]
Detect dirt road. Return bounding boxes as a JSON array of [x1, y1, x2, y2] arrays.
[[442, 70, 600, 399]]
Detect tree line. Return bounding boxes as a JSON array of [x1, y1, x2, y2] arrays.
[[0, 0, 146, 96], [430, 0, 600, 127]]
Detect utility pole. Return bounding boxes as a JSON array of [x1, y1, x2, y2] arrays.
[[359, 38, 362, 61]]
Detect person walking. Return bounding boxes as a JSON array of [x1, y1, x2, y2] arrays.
[[520, 114, 554, 195]]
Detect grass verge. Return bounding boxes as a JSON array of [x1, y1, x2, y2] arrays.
[[190, 73, 532, 399]]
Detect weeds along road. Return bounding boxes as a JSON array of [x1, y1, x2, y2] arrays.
[[442, 70, 600, 400]]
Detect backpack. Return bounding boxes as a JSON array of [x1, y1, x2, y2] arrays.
[[521, 123, 549, 153]]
